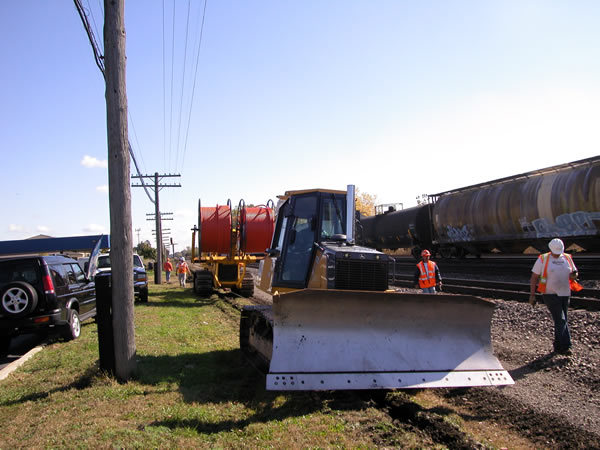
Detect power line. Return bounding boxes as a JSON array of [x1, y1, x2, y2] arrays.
[[175, 0, 192, 170], [162, 0, 167, 171], [181, 0, 208, 173], [73, 0, 154, 204], [168, 1, 177, 172], [74, 0, 104, 75]]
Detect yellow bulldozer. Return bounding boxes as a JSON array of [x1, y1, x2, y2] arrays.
[[240, 186, 514, 390]]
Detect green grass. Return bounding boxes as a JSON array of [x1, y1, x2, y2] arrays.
[[0, 279, 400, 448]]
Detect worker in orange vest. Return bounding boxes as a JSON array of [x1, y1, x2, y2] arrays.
[[176, 257, 192, 287], [163, 257, 173, 284], [414, 249, 442, 293], [529, 238, 580, 355]]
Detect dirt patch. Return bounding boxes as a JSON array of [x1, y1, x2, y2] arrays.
[[442, 299, 600, 448]]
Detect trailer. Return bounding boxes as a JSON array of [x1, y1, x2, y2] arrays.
[[190, 199, 274, 297]]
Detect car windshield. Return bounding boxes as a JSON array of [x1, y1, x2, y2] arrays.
[[97, 256, 111, 269]]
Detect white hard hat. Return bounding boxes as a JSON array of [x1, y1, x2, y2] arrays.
[[548, 238, 564, 255], [179, 257, 184, 261]]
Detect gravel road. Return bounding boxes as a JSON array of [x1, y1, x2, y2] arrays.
[[480, 298, 600, 447]]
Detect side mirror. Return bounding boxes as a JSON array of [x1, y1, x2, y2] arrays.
[[267, 248, 280, 257]]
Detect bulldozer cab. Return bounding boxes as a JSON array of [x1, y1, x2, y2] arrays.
[[269, 190, 346, 290]]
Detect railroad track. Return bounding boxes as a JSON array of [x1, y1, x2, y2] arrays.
[[391, 254, 600, 279], [389, 254, 600, 310], [391, 275, 600, 310]]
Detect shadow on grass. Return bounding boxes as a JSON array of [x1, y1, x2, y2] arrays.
[[138, 349, 374, 434], [0, 364, 99, 406], [2, 346, 401, 436], [141, 289, 218, 308]]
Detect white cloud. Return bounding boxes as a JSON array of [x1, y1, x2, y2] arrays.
[[8, 224, 23, 232], [96, 185, 109, 193], [84, 224, 105, 233], [37, 225, 50, 233], [81, 155, 108, 169]]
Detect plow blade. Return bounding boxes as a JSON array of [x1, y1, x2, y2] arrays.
[[267, 289, 513, 390]]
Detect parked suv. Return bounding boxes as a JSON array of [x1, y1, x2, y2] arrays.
[[0, 255, 96, 356], [94, 253, 148, 302]]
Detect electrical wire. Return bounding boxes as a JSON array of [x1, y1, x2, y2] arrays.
[[168, 1, 177, 172], [73, 0, 155, 204], [128, 113, 148, 175], [74, 0, 104, 75], [162, 0, 167, 171], [175, 0, 192, 171], [181, 0, 208, 173], [85, 0, 103, 52]]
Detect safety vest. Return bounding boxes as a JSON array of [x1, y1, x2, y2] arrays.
[[536, 252, 580, 293], [417, 261, 437, 288], [177, 262, 188, 274]]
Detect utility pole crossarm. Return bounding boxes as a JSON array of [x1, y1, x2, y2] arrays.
[[132, 172, 181, 284]]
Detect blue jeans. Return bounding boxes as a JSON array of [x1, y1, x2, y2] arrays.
[[542, 294, 571, 352], [165, 271, 171, 282], [422, 287, 436, 294]]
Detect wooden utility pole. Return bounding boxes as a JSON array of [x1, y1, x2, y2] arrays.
[[132, 173, 181, 284], [104, 0, 136, 380]]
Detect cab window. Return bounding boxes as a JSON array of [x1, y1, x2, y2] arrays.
[[279, 195, 318, 284], [320, 195, 346, 239]]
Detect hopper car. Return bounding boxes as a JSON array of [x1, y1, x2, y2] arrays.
[[357, 156, 600, 257]]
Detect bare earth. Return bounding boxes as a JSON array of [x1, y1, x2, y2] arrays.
[[445, 298, 600, 448]]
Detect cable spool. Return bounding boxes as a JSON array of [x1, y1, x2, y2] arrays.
[[240, 199, 275, 253], [199, 202, 231, 254]]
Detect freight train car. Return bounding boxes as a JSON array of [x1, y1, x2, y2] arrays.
[[357, 204, 433, 259], [358, 156, 600, 257]]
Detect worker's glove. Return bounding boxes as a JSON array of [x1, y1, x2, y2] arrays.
[[528, 294, 537, 307], [437, 283, 443, 292]]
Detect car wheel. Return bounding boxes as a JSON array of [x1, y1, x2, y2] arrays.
[[139, 287, 149, 303], [0, 336, 11, 357], [63, 309, 81, 341], [0, 282, 38, 317]]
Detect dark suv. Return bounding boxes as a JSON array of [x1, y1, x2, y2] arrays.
[[0, 255, 96, 356]]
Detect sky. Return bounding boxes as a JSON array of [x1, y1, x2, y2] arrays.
[[1, 1, 599, 253]]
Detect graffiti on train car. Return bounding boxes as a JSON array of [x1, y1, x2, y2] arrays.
[[444, 211, 600, 243], [529, 211, 600, 237], [445, 225, 475, 242]]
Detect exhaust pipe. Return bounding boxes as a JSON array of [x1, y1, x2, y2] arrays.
[[346, 184, 355, 245]]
